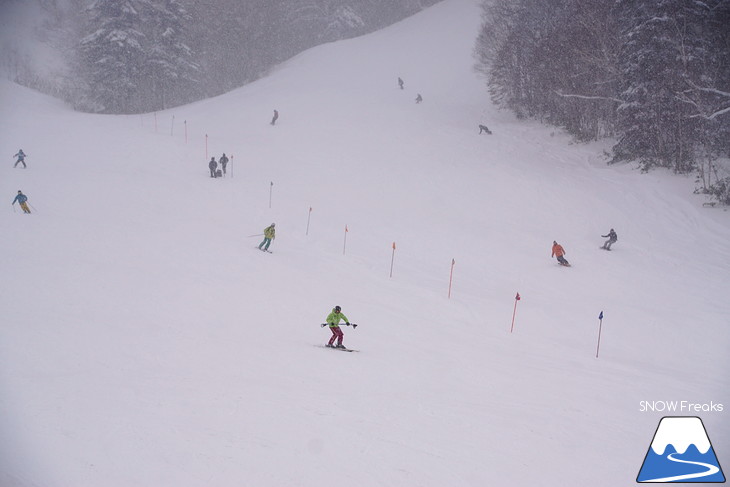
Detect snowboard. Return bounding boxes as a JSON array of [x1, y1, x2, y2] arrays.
[[558, 262, 571, 267]]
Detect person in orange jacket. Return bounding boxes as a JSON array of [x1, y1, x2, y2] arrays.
[[551, 241, 570, 266]]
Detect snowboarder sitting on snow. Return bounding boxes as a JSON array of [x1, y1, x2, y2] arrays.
[[219, 153, 229, 176], [12, 190, 31, 214], [14, 149, 27, 168], [258, 223, 276, 251], [479, 124, 492, 135], [551, 241, 570, 266], [325, 305, 351, 349], [208, 157, 217, 178], [415, 93, 423, 103], [601, 228, 618, 250]]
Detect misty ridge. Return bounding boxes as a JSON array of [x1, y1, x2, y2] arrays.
[[0, 0, 439, 114]]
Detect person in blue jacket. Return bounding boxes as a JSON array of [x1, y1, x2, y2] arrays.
[[12, 190, 31, 213], [14, 149, 26, 168]]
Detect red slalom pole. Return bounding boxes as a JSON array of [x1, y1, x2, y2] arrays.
[[447, 258, 455, 298], [510, 292, 521, 333], [343, 225, 348, 255], [389, 242, 396, 278]]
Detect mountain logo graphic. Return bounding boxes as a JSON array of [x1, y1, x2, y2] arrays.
[[637, 416, 725, 483]]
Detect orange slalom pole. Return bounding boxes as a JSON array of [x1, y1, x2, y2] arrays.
[[510, 292, 521, 333]]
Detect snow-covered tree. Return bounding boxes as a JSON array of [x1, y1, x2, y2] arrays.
[[78, 0, 197, 113]]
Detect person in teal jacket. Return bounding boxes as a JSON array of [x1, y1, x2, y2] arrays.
[[325, 305, 350, 348], [12, 190, 31, 213]]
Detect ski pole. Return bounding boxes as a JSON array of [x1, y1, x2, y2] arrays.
[[248, 233, 264, 237], [320, 323, 358, 328]]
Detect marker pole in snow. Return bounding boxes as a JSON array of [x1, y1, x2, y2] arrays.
[[596, 311, 604, 358], [170, 115, 175, 136], [269, 182, 273, 208], [184, 120, 188, 144], [230, 154, 234, 179], [306, 207, 312, 235], [343, 225, 349, 255], [448, 258, 455, 298], [205, 134, 208, 161], [389, 242, 396, 278], [510, 292, 521, 333]]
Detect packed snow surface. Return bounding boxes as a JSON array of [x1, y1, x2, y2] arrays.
[[1, 0, 728, 486]]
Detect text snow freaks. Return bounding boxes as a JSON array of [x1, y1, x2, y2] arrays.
[[639, 401, 724, 413]]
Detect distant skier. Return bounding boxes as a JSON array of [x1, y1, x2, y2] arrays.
[[258, 223, 276, 251], [551, 241, 570, 266], [398, 77, 404, 90], [415, 93, 423, 104], [601, 228, 618, 250], [219, 153, 229, 176], [479, 124, 492, 135], [324, 305, 351, 349], [13, 149, 26, 168], [208, 157, 218, 178], [271, 109, 279, 125], [12, 190, 31, 213]]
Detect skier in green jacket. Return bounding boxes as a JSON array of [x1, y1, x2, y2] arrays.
[[325, 305, 350, 349], [258, 223, 275, 251]]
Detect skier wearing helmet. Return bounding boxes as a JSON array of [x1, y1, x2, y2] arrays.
[[325, 306, 350, 349], [258, 223, 276, 252]]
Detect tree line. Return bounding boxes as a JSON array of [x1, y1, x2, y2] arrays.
[[474, 0, 730, 203]]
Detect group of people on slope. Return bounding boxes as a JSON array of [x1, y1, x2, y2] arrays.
[[11, 149, 31, 214], [208, 153, 229, 178], [397, 76, 423, 105], [551, 229, 618, 266]]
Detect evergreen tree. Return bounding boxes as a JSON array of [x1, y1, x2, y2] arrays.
[[612, 0, 711, 172], [78, 0, 146, 112], [78, 0, 198, 113]]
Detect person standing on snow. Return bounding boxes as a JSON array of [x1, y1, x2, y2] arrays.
[[219, 153, 229, 176], [551, 240, 570, 266], [12, 190, 31, 213], [325, 305, 351, 349], [415, 94, 423, 104], [258, 223, 276, 251], [398, 77, 404, 90], [208, 157, 218, 178], [601, 228, 618, 250], [271, 109, 279, 125], [13, 149, 27, 168]]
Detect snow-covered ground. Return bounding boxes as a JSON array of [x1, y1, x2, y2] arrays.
[[1, 0, 728, 485]]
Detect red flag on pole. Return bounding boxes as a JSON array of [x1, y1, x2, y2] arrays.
[[389, 242, 396, 278], [448, 258, 456, 298], [511, 292, 521, 333], [306, 207, 312, 235]]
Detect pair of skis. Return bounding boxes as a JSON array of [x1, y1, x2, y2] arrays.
[[320, 323, 359, 352]]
